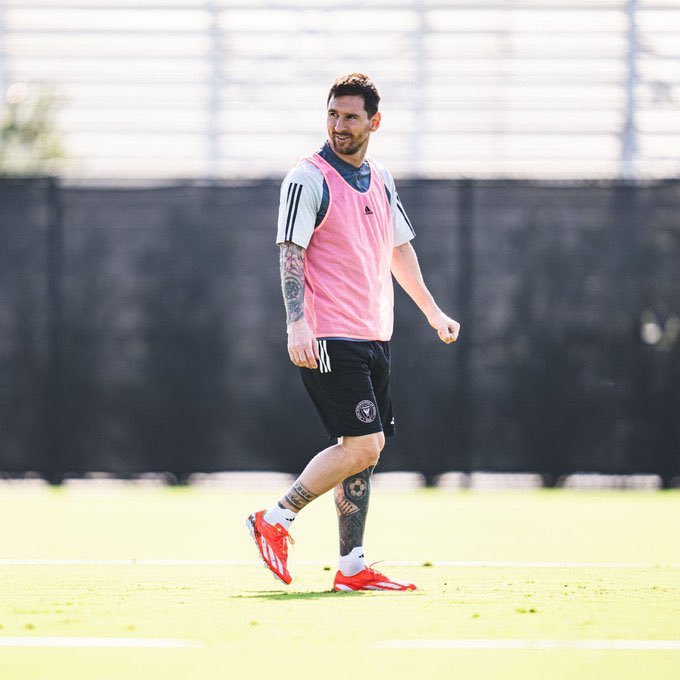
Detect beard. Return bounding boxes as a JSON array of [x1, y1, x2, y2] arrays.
[[331, 131, 368, 156]]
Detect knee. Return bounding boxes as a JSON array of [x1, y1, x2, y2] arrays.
[[341, 432, 384, 471]]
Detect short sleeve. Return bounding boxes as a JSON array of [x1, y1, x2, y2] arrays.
[[276, 162, 324, 249], [377, 164, 416, 247]]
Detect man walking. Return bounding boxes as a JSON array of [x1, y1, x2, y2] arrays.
[[247, 73, 459, 592]]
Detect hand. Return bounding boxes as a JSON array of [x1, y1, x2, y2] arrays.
[[429, 311, 460, 344], [287, 319, 319, 369]]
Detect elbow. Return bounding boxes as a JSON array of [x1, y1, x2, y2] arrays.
[[391, 242, 412, 270]]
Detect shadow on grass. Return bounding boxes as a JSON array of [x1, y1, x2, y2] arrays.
[[232, 590, 372, 601]]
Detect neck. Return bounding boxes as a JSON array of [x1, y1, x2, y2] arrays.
[[327, 140, 368, 168], [336, 151, 365, 168]]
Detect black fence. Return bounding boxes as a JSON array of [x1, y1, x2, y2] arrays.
[[1, 178, 679, 484]]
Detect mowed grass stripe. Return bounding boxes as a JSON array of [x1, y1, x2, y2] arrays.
[[375, 639, 680, 651], [3, 637, 679, 651], [0, 637, 200, 648]]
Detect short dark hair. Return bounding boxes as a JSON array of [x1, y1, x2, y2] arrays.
[[327, 73, 381, 118]]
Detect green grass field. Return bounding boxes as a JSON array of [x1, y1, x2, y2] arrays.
[[1, 485, 679, 679]]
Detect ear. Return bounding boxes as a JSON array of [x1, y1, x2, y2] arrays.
[[370, 112, 381, 132]]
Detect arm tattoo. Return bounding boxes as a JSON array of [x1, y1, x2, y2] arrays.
[[334, 466, 374, 557], [279, 242, 306, 324], [283, 480, 318, 511]]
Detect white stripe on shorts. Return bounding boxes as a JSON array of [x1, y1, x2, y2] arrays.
[[317, 340, 324, 372], [318, 340, 331, 373]]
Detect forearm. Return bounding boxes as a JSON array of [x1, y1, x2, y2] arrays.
[[279, 242, 306, 325], [391, 242, 440, 320]]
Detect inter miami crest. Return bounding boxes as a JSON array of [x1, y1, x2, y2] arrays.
[[355, 400, 377, 423]]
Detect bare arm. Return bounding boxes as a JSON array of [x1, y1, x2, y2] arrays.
[[279, 242, 319, 368], [391, 242, 460, 344]]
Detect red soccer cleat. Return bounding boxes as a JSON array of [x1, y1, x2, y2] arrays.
[[333, 565, 417, 592], [246, 510, 294, 585]]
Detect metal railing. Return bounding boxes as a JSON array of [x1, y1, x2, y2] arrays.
[[0, 0, 678, 178]]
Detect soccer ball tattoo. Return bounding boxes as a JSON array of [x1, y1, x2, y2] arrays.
[[347, 478, 367, 498]]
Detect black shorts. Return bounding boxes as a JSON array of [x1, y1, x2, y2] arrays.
[[300, 339, 395, 440]]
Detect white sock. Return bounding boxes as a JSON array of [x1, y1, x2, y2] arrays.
[[339, 546, 366, 577], [263, 503, 297, 530]]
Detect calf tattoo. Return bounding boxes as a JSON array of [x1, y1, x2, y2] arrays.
[[279, 242, 306, 324], [283, 480, 318, 511], [334, 466, 374, 557]]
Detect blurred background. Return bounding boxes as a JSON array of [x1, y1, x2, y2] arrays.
[[0, 0, 679, 486]]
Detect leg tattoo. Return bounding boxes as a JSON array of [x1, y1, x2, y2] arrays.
[[334, 466, 374, 557], [282, 480, 318, 511]]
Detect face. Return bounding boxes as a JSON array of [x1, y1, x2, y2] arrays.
[[327, 95, 381, 160]]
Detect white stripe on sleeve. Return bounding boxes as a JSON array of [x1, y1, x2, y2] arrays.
[[276, 162, 324, 249]]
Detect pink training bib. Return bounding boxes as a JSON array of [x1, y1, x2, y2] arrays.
[[303, 152, 394, 341]]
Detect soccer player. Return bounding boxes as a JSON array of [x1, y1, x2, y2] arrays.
[[247, 73, 459, 592]]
